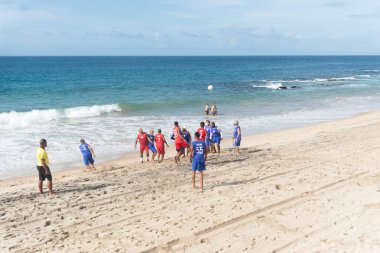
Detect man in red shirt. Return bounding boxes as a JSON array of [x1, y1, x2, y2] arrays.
[[173, 121, 188, 164], [135, 128, 149, 163], [155, 129, 169, 163], [197, 121, 207, 141]]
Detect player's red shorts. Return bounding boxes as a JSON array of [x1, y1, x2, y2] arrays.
[[156, 145, 165, 155], [175, 138, 188, 151], [140, 145, 148, 153]]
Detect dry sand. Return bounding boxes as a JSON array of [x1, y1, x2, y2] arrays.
[[2, 110, 380, 253]]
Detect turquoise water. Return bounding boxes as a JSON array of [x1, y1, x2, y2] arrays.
[[1, 56, 380, 178]]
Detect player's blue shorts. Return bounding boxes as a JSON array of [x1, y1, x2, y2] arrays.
[[148, 144, 157, 153], [234, 138, 241, 147], [205, 138, 211, 146], [83, 153, 94, 165], [212, 136, 221, 144], [192, 161, 206, 171]]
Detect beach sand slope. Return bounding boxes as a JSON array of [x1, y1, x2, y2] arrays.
[[2, 111, 380, 252]]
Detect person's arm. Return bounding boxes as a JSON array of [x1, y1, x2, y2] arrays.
[[238, 127, 241, 138], [134, 137, 138, 149], [163, 137, 169, 147], [189, 144, 193, 162], [204, 143, 208, 161], [88, 144, 95, 158], [219, 128, 223, 139], [41, 159, 50, 175]]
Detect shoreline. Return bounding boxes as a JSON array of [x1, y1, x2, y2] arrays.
[[3, 106, 380, 252], [2, 107, 380, 185]]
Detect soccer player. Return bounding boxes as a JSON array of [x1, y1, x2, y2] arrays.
[[79, 139, 96, 172], [233, 120, 242, 154], [205, 120, 212, 152], [190, 132, 207, 190], [155, 129, 169, 163], [135, 128, 149, 163], [147, 130, 157, 161], [197, 121, 207, 142], [173, 121, 188, 164], [36, 139, 53, 195], [210, 122, 223, 154], [182, 127, 192, 157]]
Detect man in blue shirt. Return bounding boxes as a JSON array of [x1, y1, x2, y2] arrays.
[[147, 130, 157, 161], [190, 132, 207, 190], [79, 139, 96, 173]]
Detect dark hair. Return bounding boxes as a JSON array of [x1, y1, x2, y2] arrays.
[[40, 139, 47, 146], [211, 122, 216, 126], [206, 120, 210, 123], [158, 129, 162, 133], [200, 122, 205, 127], [194, 132, 200, 138], [80, 139, 85, 144], [174, 121, 179, 126]]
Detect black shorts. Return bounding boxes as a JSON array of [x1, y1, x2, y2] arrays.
[[37, 166, 52, 181]]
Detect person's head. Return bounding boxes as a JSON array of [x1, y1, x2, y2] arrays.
[[194, 132, 200, 140], [206, 120, 210, 125], [234, 120, 239, 126], [206, 103, 209, 106], [40, 139, 47, 148], [150, 129, 154, 134], [158, 129, 162, 133], [211, 122, 216, 127], [80, 139, 85, 144], [200, 121, 205, 127], [182, 127, 187, 132], [138, 128, 143, 133], [174, 121, 179, 127]]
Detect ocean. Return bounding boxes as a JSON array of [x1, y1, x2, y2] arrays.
[[1, 56, 380, 179]]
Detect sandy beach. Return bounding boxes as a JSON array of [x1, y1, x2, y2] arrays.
[[2, 110, 380, 253]]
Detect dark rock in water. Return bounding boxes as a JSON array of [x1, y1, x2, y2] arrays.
[[277, 86, 287, 90], [290, 86, 299, 89]]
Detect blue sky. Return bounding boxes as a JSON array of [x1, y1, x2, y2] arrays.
[[0, 0, 380, 55]]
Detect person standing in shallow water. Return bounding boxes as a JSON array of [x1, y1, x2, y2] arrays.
[[204, 103, 210, 115], [36, 139, 53, 195]]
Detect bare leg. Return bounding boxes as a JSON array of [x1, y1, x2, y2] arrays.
[[152, 152, 157, 161], [217, 144, 220, 154], [47, 180, 53, 195], [200, 171, 204, 190], [38, 180, 43, 194], [192, 171, 196, 189], [140, 153, 143, 163], [161, 154, 164, 162]]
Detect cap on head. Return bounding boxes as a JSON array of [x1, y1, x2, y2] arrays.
[[80, 139, 85, 144]]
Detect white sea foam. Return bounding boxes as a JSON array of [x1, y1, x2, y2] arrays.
[[0, 104, 121, 129], [356, 74, 371, 78], [255, 82, 285, 90]]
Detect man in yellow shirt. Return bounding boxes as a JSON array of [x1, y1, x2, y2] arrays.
[[36, 139, 53, 195]]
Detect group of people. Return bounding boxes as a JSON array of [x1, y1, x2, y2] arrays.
[[204, 103, 217, 115], [35, 119, 242, 194]]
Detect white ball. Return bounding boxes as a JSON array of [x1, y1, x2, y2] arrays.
[[208, 85, 214, 91]]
